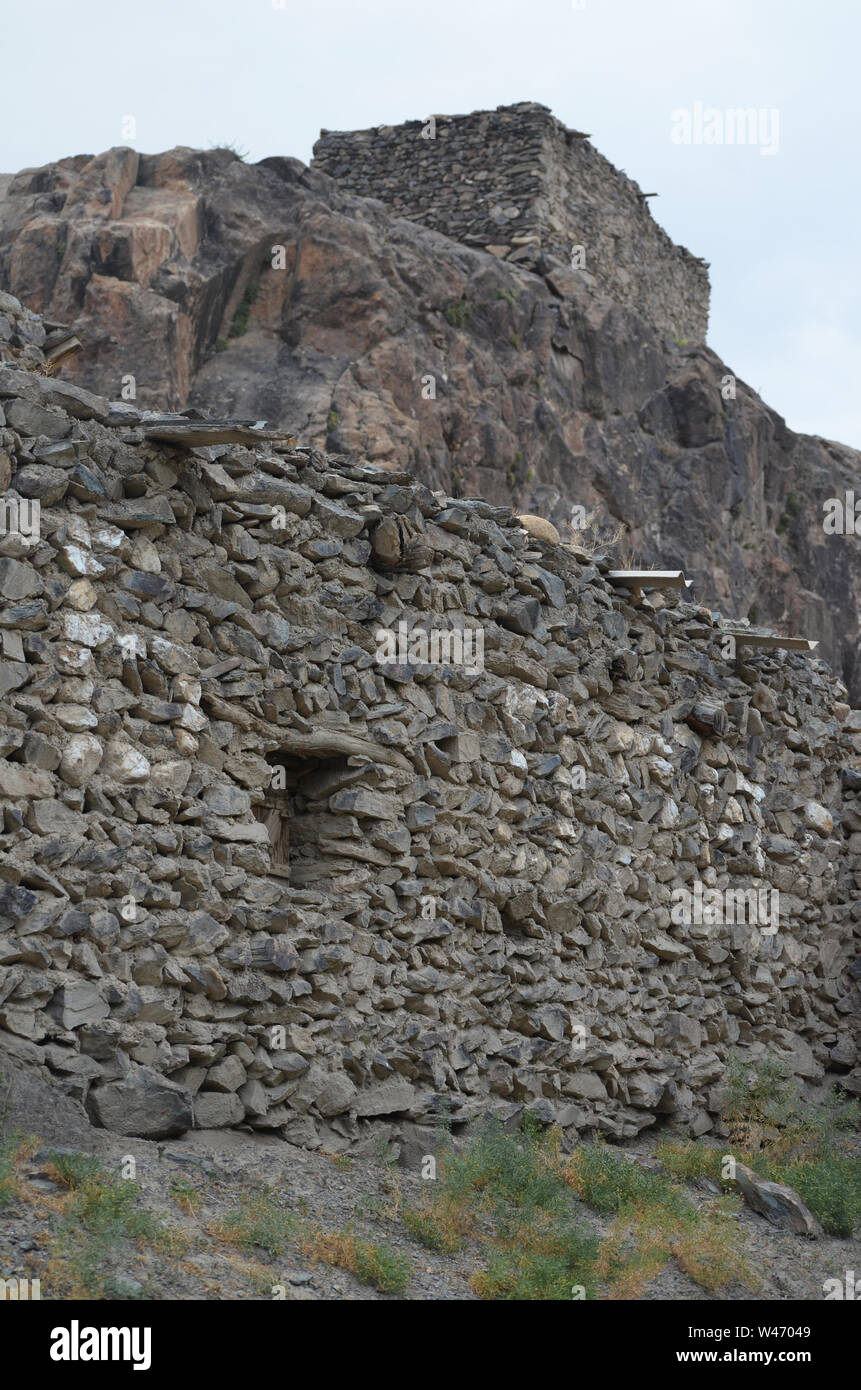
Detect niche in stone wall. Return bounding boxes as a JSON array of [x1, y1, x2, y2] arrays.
[[255, 750, 372, 886]]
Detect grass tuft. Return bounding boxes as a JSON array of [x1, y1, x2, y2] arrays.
[[210, 1188, 295, 1257], [444, 299, 472, 329], [302, 1229, 410, 1294], [40, 1150, 186, 1299]]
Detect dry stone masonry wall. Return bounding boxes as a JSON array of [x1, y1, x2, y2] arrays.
[[312, 102, 711, 343], [0, 293, 858, 1155]]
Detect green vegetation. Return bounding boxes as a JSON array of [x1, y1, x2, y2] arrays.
[[170, 1176, 204, 1216], [211, 1187, 295, 1257], [445, 298, 473, 329], [403, 1114, 758, 1300], [326, 407, 339, 434], [0, 1131, 22, 1208], [302, 1228, 410, 1293], [5, 1058, 854, 1301], [213, 1183, 409, 1293], [42, 1150, 186, 1299], [658, 1058, 861, 1238], [564, 1141, 753, 1298], [506, 449, 525, 489], [404, 1118, 599, 1299], [208, 140, 249, 161], [228, 279, 260, 338], [777, 490, 800, 534], [725, 1057, 859, 1236]]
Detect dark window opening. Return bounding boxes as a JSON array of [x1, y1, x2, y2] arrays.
[[255, 751, 369, 885]]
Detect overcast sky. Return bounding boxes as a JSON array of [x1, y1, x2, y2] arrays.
[[3, 0, 859, 447]]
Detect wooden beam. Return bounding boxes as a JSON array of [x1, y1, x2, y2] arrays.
[[42, 333, 83, 368], [143, 419, 277, 448], [201, 693, 415, 772], [608, 570, 693, 604], [608, 570, 692, 588], [725, 632, 818, 652]]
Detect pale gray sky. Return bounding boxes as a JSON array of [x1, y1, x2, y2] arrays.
[[3, 0, 859, 446]]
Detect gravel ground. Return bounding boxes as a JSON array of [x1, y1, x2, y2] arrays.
[[1, 1055, 858, 1302]]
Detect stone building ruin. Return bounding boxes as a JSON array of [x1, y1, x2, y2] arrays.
[[312, 102, 711, 342], [0, 286, 857, 1157]]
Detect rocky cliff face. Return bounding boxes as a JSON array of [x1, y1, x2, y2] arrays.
[[0, 141, 858, 705], [0, 295, 858, 1150]]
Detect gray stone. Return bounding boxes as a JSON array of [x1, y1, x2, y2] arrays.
[[193, 1091, 244, 1128], [732, 1163, 822, 1237], [315, 1074, 358, 1116], [59, 734, 104, 787], [13, 466, 69, 503], [5, 398, 72, 438], [203, 1055, 247, 1093], [353, 1078, 417, 1117], [26, 799, 87, 836], [0, 660, 28, 696], [0, 558, 43, 600], [0, 763, 53, 797], [49, 981, 110, 1030], [87, 1067, 193, 1138]]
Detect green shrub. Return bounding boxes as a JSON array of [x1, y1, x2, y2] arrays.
[[304, 1228, 410, 1293], [351, 1238, 410, 1294], [714, 1058, 860, 1236], [764, 1155, 861, 1238], [0, 1133, 20, 1207], [473, 1220, 599, 1300], [430, 1119, 599, 1299], [655, 1141, 723, 1183], [214, 1188, 295, 1256], [567, 1142, 688, 1218], [445, 299, 472, 329], [44, 1152, 185, 1298], [402, 1206, 462, 1254], [228, 280, 260, 338]]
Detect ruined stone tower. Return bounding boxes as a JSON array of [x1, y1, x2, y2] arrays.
[[312, 101, 711, 342]]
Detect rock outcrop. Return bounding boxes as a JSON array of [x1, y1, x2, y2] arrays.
[[0, 296, 858, 1152], [0, 131, 858, 697]]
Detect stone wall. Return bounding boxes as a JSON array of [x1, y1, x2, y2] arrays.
[[312, 102, 711, 343], [0, 294, 858, 1155]]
